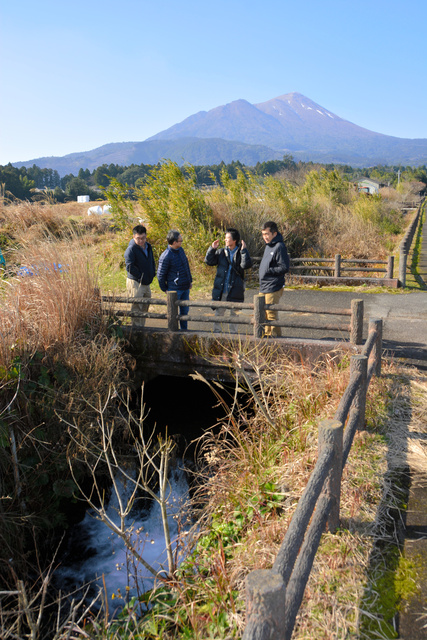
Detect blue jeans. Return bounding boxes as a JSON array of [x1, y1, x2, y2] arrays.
[[176, 289, 190, 330]]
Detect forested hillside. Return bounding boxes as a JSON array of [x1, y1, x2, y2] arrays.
[[1, 157, 426, 203]]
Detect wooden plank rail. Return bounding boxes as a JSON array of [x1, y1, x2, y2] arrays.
[[251, 254, 396, 284], [101, 293, 364, 344], [398, 200, 424, 286], [242, 319, 383, 640]]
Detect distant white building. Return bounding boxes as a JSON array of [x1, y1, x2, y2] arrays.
[[77, 195, 90, 203], [357, 178, 381, 194]]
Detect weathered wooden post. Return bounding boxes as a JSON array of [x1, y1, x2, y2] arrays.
[[167, 291, 179, 332], [318, 419, 343, 533], [334, 254, 341, 278], [243, 569, 286, 640], [398, 248, 407, 288], [253, 294, 266, 338], [351, 354, 368, 431], [387, 255, 394, 279], [369, 318, 383, 377], [350, 299, 363, 345]]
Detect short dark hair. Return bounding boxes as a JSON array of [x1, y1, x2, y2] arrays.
[[167, 229, 181, 245], [133, 224, 147, 235], [262, 221, 279, 234], [225, 227, 240, 244]]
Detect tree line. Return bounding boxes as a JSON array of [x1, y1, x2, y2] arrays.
[[1, 157, 426, 202]]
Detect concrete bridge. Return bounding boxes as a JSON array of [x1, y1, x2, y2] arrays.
[[124, 326, 360, 386], [104, 291, 364, 384]]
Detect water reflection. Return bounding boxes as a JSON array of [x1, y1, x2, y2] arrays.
[[55, 463, 190, 614]]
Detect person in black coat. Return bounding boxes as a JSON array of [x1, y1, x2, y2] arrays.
[[124, 224, 156, 327], [259, 221, 290, 337], [205, 228, 252, 333]]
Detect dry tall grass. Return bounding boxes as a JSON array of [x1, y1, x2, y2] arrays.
[[0, 215, 131, 594], [205, 169, 404, 259], [0, 200, 112, 254], [1, 242, 101, 364]]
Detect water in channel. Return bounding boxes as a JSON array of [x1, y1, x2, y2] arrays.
[[55, 374, 228, 614], [56, 462, 191, 613]]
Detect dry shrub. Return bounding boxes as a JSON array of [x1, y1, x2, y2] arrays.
[[0, 238, 134, 434], [0, 200, 113, 253], [206, 194, 268, 257], [314, 202, 389, 258], [204, 171, 403, 261], [0, 238, 130, 413]]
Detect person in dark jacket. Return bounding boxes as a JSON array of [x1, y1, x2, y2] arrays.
[[205, 228, 252, 333], [259, 221, 290, 337], [124, 224, 156, 327], [157, 230, 192, 330]]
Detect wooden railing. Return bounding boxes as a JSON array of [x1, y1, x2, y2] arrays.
[[290, 255, 394, 277], [242, 318, 383, 640], [398, 201, 424, 287], [101, 293, 365, 345], [251, 255, 398, 287]]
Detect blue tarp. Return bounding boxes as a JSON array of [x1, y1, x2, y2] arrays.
[[0, 248, 5, 268], [17, 263, 66, 277]]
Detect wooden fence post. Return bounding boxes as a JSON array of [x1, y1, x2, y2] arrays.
[[334, 254, 341, 278], [351, 354, 368, 431], [167, 291, 179, 331], [318, 419, 343, 533], [350, 299, 363, 345], [369, 318, 383, 377], [387, 256, 394, 279], [253, 294, 266, 338], [243, 569, 286, 640], [399, 249, 407, 288]]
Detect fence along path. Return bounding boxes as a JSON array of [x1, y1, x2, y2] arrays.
[[242, 318, 383, 640], [101, 292, 365, 344], [249, 254, 398, 288]]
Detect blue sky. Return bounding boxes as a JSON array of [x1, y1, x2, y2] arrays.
[[1, 0, 426, 166]]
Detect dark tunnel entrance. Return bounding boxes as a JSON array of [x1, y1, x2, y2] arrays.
[[139, 374, 234, 457]]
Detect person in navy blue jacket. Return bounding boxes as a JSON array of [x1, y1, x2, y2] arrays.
[[157, 230, 192, 330], [124, 224, 156, 327]]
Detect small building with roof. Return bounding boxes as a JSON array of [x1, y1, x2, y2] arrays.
[[357, 178, 381, 194]]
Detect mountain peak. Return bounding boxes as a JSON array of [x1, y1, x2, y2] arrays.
[[11, 92, 427, 173]]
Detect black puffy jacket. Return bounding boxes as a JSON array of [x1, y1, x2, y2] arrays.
[[259, 232, 290, 293], [205, 244, 252, 302]]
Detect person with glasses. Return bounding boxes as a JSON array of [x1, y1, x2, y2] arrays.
[[124, 224, 156, 327], [157, 230, 193, 331]]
